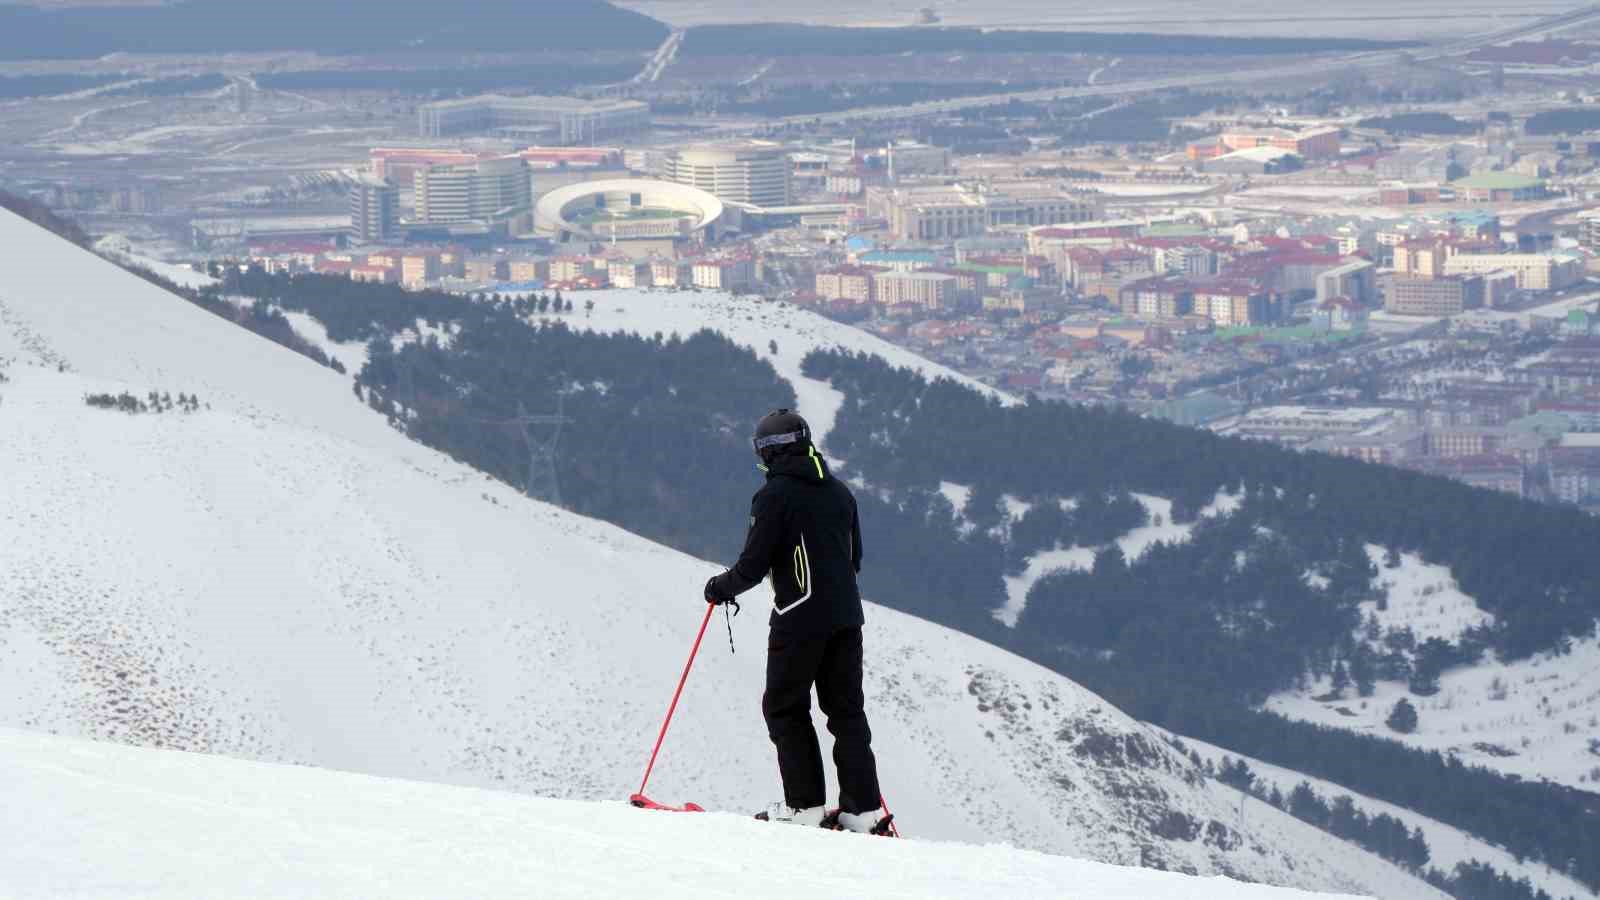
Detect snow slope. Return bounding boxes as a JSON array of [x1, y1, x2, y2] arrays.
[[1267, 547, 1600, 790], [0, 728, 1368, 900], [92, 234, 217, 290], [1171, 731, 1595, 900], [570, 287, 1014, 450], [0, 209, 1441, 899], [1356, 545, 1495, 645], [1268, 634, 1600, 790], [997, 488, 1245, 628]]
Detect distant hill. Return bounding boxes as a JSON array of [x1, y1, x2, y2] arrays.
[[679, 24, 1418, 58], [0, 0, 669, 59]]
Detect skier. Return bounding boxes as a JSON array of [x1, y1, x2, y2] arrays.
[[703, 409, 892, 835]]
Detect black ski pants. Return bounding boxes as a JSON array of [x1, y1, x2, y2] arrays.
[[762, 625, 881, 814]]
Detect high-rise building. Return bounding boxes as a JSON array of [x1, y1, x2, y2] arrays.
[[663, 142, 791, 208], [350, 180, 398, 243], [414, 158, 534, 226]]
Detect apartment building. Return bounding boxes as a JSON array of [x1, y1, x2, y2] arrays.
[[1118, 276, 1194, 320], [1383, 274, 1485, 316], [1442, 252, 1583, 292], [692, 258, 756, 291], [872, 271, 959, 310], [815, 265, 885, 303], [608, 258, 653, 289], [1191, 279, 1279, 326]]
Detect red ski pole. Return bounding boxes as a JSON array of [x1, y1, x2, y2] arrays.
[[630, 602, 715, 812], [879, 793, 901, 837]]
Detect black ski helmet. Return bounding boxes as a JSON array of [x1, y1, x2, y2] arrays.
[[753, 408, 811, 461]]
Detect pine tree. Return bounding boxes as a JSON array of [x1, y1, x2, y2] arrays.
[[1386, 698, 1419, 734], [1330, 660, 1351, 697]]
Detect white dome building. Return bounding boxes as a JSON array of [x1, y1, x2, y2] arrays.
[[534, 179, 724, 244]]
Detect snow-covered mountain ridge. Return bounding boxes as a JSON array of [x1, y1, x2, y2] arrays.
[[0, 728, 1367, 900], [0, 209, 1439, 898]]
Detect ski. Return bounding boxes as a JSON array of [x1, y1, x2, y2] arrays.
[[820, 809, 898, 836], [752, 808, 899, 836], [629, 793, 704, 813]]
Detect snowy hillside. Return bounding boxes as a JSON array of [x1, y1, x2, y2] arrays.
[[1169, 731, 1595, 900], [0, 208, 1441, 899], [1267, 547, 1600, 790], [0, 728, 1369, 900], [995, 489, 1244, 628], [571, 286, 1014, 449]]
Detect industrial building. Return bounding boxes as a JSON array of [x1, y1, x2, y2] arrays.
[[349, 179, 398, 243], [413, 157, 534, 226], [1451, 171, 1544, 203], [416, 95, 649, 144], [1188, 126, 1340, 162], [1232, 406, 1399, 443], [663, 142, 792, 208], [885, 185, 1097, 241], [1222, 126, 1341, 159]]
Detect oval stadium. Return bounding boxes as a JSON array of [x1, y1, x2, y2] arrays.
[[534, 178, 724, 244]]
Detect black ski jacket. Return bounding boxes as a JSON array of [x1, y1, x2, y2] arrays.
[[709, 445, 864, 637]]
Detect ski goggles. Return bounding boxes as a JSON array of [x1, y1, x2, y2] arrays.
[[752, 429, 807, 453]]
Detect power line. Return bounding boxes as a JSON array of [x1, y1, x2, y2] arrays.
[[472, 393, 573, 506]]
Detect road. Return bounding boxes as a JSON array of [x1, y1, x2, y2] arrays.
[[634, 30, 685, 85], [705, 3, 1600, 132]]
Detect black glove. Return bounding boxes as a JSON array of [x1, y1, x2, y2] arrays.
[[704, 574, 737, 607]]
